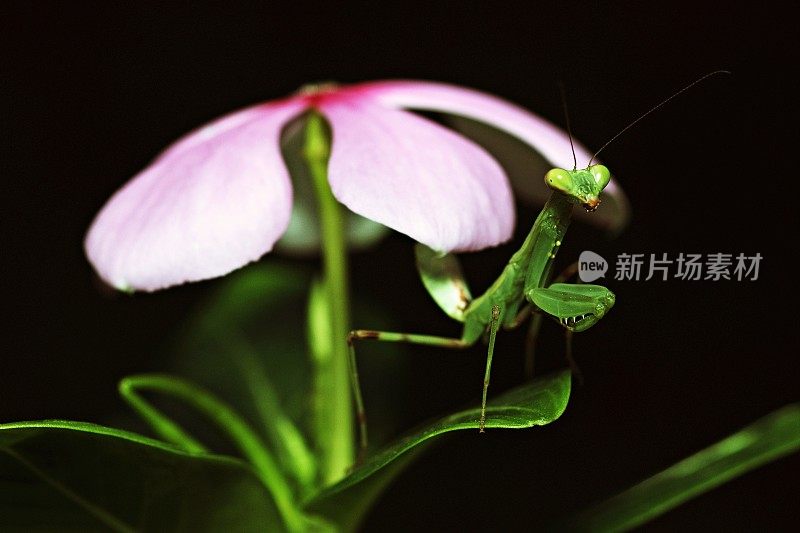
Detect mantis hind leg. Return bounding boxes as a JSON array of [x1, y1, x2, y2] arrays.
[[564, 327, 583, 385], [346, 329, 473, 457], [523, 312, 544, 379], [550, 262, 582, 381], [522, 310, 579, 381]]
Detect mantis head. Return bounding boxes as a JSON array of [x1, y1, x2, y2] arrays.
[[544, 165, 611, 212]]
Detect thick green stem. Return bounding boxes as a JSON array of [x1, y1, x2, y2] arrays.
[[304, 112, 355, 483]]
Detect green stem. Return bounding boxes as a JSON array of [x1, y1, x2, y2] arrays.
[[304, 111, 355, 483], [118, 374, 304, 532]]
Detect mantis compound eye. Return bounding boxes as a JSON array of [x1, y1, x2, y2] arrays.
[[544, 168, 574, 193], [589, 164, 611, 190]]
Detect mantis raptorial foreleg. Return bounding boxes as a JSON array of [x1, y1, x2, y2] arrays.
[[523, 260, 580, 379]]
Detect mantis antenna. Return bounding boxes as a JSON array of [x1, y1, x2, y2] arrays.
[[589, 70, 731, 166], [558, 81, 578, 171]]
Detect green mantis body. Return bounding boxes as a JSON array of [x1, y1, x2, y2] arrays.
[[348, 164, 616, 450]]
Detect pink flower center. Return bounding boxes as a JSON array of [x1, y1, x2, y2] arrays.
[[294, 82, 371, 107]]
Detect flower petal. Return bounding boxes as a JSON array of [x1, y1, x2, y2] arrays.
[[320, 97, 514, 253], [361, 80, 630, 231], [85, 99, 305, 292]]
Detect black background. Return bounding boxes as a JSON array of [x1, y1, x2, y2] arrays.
[[3, 2, 799, 531]]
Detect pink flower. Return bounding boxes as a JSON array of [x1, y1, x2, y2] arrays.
[[85, 80, 624, 292]]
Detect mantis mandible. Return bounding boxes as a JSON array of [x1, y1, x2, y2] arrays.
[[347, 71, 730, 454]]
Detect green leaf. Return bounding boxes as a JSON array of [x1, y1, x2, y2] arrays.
[[304, 370, 572, 531], [0, 420, 284, 532], [569, 403, 800, 532]]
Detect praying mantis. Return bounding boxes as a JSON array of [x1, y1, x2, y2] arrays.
[[347, 162, 614, 450], [347, 71, 730, 454]]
